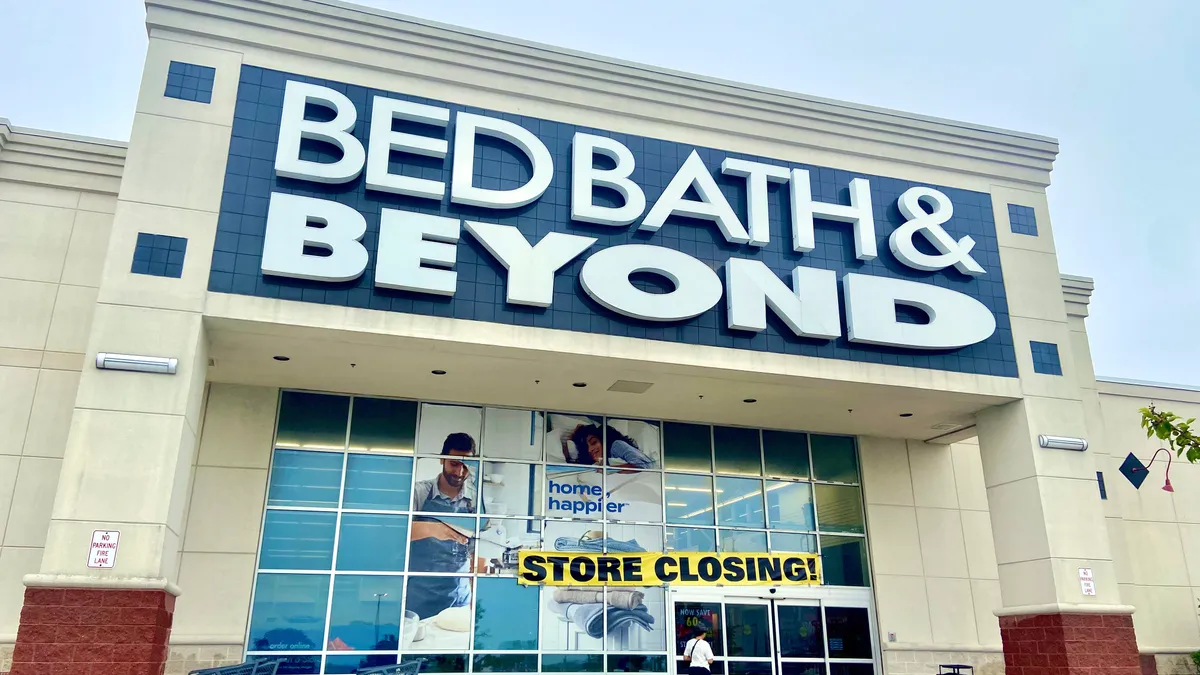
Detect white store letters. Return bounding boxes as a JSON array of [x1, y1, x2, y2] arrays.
[[261, 80, 996, 350]]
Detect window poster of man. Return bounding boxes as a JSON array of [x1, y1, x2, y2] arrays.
[[415, 403, 482, 456], [404, 404, 484, 650], [403, 512, 478, 650], [476, 517, 541, 575]]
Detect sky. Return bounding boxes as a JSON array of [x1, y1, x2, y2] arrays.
[[0, 0, 1197, 385]]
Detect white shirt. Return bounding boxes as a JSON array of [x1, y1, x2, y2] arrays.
[[684, 637, 714, 668]]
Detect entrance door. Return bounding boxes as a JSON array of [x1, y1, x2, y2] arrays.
[[670, 590, 878, 675]]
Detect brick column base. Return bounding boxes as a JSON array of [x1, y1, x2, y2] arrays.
[[10, 587, 174, 675], [999, 612, 1140, 675]]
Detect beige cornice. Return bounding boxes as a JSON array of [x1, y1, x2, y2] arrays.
[[1061, 273, 1095, 320], [0, 122, 126, 194], [146, 0, 1059, 187]]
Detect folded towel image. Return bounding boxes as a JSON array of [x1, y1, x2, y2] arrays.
[[552, 587, 645, 609], [548, 600, 655, 639], [553, 536, 646, 553]]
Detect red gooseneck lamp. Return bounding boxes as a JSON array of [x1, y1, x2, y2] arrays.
[[1132, 449, 1176, 492]]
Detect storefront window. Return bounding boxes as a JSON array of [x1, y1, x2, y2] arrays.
[[252, 655, 322, 674], [719, 529, 768, 553], [814, 485, 866, 535], [474, 577, 538, 650], [406, 654, 468, 673], [608, 654, 668, 672], [327, 575, 404, 651], [819, 536, 870, 587], [608, 586, 667, 651], [609, 522, 664, 553], [246, 393, 872, 669], [769, 532, 817, 554], [607, 469, 664, 523], [473, 654, 538, 672], [342, 454, 412, 510], [825, 607, 873, 659], [715, 477, 765, 528], [665, 473, 714, 525], [541, 654, 604, 672], [762, 430, 809, 480], [481, 408, 543, 461], [776, 605, 823, 658], [811, 435, 858, 484], [267, 449, 342, 508], [259, 511, 336, 570], [248, 574, 330, 651], [336, 513, 407, 571], [325, 654, 397, 674], [349, 397, 416, 454], [663, 422, 712, 472], [666, 527, 717, 552], [713, 426, 761, 476], [766, 481, 815, 532], [276, 391, 350, 450], [781, 665, 824, 675], [828, 665, 875, 675]]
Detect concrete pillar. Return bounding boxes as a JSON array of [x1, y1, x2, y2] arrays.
[[976, 193, 1139, 674], [7, 37, 238, 675], [978, 397, 1138, 675]]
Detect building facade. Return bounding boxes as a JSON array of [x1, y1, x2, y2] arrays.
[[1, 1, 1199, 674]]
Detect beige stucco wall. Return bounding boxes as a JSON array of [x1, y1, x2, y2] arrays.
[[0, 121, 123, 654], [861, 437, 1005, 674], [1098, 380, 1200, 659], [165, 383, 277, 669]]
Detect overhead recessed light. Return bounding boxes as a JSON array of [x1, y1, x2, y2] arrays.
[[572, 382, 588, 388], [899, 412, 913, 418], [273, 356, 290, 362], [743, 398, 757, 404], [431, 370, 447, 375]]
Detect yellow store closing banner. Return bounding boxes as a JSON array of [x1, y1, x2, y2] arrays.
[[517, 551, 822, 586]]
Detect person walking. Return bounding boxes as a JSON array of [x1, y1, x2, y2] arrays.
[[681, 626, 715, 675]]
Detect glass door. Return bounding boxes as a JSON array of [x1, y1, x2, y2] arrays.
[[670, 591, 878, 675], [724, 599, 774, 675], [673, 598, 725, 673], [774, 600, 824, 675]]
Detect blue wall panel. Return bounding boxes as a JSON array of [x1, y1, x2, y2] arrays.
[[211, 65, 1017, 378]]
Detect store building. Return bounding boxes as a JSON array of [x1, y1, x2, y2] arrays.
[[1, 1, 1199, 674]]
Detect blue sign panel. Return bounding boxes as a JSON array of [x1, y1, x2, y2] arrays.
[[211, 65, 1016, 377]]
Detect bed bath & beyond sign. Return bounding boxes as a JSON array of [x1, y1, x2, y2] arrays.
[[260, 80, 997, 351]]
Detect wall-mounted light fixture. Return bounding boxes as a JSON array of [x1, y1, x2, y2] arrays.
[[95, 353, 178, 375], [1038, 435, 1088, 452], [1131, 449, 1175, 493]]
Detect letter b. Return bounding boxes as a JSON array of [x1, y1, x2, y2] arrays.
[[262, 193, 368, 282]]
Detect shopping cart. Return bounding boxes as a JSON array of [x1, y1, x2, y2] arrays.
[[189, 659, 280, 675], [357, 657, 426, 675]]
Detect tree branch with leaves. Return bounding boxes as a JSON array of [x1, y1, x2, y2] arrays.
[[1139, 405, 1200, 463]]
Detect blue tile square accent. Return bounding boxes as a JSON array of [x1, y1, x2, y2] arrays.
[[1008, 203, 1038, 236], [132, 233, 188, 278], [165, 61, 215, 104], [1029, 340, 1062, 375], [1096, 471, 1107, 500]]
